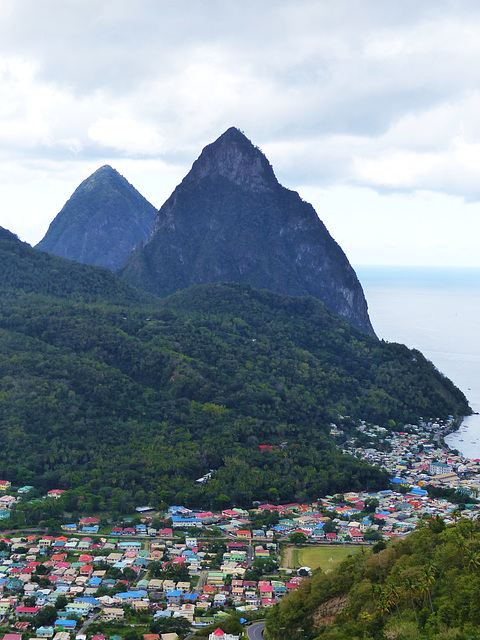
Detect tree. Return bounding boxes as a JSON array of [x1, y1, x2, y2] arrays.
[[150, 616, 192, 638], [45, 518, 62, 535], [364, 498, 379, 513], [364, 529, 383, 542], [35, 605, 57, 627], [55, 595, 68, 610], [323, 519, 337, 534], [289, 532, 307, 544]]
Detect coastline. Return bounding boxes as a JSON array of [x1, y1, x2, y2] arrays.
[[356, 265, 480, 462]]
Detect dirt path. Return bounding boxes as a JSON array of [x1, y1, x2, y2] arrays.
[[282, 544, 293, 568]]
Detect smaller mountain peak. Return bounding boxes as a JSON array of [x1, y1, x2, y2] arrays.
[[89, 165, 119, 180], [184, 127, 278, 192], [97, 164, 114, 171]]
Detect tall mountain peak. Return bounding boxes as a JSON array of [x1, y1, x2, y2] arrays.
[[36, 166, 157, 270], [120, 128, 376, 336], [183, 126, 278, 193]]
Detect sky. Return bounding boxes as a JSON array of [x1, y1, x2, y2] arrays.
[[2, 0, 480, 266]]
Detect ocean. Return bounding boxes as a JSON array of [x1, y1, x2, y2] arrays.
[[355, 266, 480, 458]]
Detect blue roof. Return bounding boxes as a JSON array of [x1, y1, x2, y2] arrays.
[[116, 590, 147, 599], [55, 620, 76, 628], [75, 597, 101, 606], [166, 590, 182, 597]]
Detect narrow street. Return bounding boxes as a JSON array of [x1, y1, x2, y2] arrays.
[[194, 569, 208, 594], [247, 621, 265, 640], [79, 611, 101, 634], [247, 544, 253, 567]]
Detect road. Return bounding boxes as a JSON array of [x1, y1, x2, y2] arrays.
[[79, 611, 101, 634], [247, 622, 265, 640], [247, 544, 253, 567], [194, 569, 208, 593]]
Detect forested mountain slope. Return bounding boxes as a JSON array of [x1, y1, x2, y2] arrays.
[[35, 165, 157, 270], [0, 231, 469, 511], [1, 226, 150, 304]]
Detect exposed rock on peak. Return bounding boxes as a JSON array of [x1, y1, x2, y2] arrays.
[[120, 128, 376, 337], [36, 165, 157, 270], [182, 126, 278, 193]]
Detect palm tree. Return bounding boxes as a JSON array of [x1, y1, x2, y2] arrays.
[[403, 577, 419, 624], [386, 585, 403, 620], [370, 582, 382, 606], [376, 594, 391, 617], [422, 565, 436, 612], [358, 611, 372, 638], [465, 549, 480, 572], [451, 509, 461, 523]]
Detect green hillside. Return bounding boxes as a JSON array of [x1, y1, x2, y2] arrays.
[[1, 227, 150, 304], [266, 517, 480, 639], [0, 230, 470, 515]]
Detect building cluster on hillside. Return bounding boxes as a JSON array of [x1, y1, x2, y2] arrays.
[[1, 417, 479, 638], [0, 518, 305, 640]]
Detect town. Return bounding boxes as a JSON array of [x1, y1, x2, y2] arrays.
[[0, 417, 478, 640]]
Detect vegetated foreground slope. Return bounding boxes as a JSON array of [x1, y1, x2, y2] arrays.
[[266, 517, 480, 639], [0, 229, 470, 510]]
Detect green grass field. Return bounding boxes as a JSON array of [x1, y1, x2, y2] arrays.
[[291, 545, 361, 571]]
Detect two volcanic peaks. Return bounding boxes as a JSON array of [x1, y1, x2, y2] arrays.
[[36, 127, 375, 336]]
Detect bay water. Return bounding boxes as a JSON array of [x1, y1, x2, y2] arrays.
[[355, 266, 480, 458]]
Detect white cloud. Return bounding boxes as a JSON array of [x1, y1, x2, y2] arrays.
[[1, 1, 480, 264], [88, 116, 164, 155]]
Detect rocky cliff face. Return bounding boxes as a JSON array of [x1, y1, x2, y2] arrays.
[[120, 127, 375, 336], [36, 165, 157, 270]]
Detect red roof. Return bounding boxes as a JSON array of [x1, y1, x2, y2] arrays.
[[213, 630, 224, 637], [80, 517, 100, 525]]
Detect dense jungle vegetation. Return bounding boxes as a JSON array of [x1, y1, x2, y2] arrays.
[[266, 517, 480, 640], [0, 230, 470, 515]]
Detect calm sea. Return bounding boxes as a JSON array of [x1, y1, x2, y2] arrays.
[[355, 266, 480, 458]]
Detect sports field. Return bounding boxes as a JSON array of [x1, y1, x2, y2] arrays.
[[289, 545, 360, 571]]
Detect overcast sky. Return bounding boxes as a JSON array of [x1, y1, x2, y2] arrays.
[[2, 0, 480, 266]]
